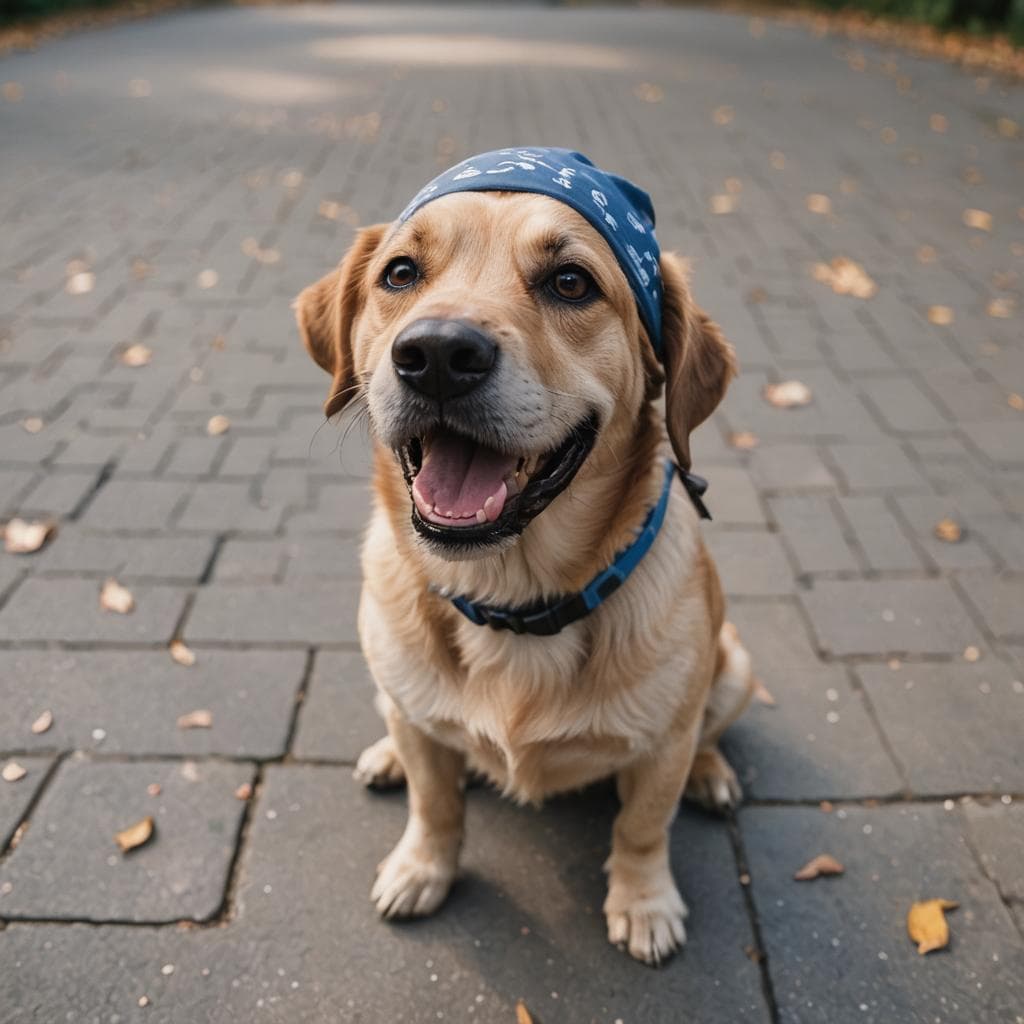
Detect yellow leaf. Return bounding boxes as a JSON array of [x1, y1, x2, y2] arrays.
[[114, 815, 155, 853], [30, 709, 53, 735], [712, 105, 734, 125], [811, 257, 877, 298], [177, 709, 213, 730], [169, 641, 196, 667], [3, 518, 56, 554], [988, 297, 1014, 319], [996, 117, 1018, 139], [235, 782, 253, 801], [100, 578, 135, 614], [1009, 393, 1024, 411], [805, 193, 832, 215], [120, 343, 152, 367], [793, 853, 845, 881], [927, 305, 954, 325], [963, 645, 981, 663], [730, 431, 760, 450], [933, 518, 962, 543], [963, 208, 992, 231], [206, 415, 231, 436], [907, 898, 958, 955], [929, 113, 948, 133], [515, 1001, 534, 1024], [916, 245, 937, 264], [763, 380, 812, 408]]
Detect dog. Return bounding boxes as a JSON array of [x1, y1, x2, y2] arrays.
[[295, 149, 755, 965]]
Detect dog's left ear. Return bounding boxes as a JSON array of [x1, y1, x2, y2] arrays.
[[658, 251, 738, 470], [294, 223, 388, 418]]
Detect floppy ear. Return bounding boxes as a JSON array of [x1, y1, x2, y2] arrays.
[[294, 223, 388, 418], [659, 251, 738, 470]]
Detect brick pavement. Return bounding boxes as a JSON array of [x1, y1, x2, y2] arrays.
[[1, 4, 1022, 1021]]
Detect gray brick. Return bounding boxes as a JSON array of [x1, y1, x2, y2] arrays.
[[0, 756, 55, 849], [284, 480, 374, 534], [963, 422, 1024, 466], [15, 469, 101, 518], [740, 804, 1024, 1024], [0, 650, 304, 758], [704, 529, 793, 596], [963, 801, 1024, 901], [860, 375, 949, 433], [747, 442, 837, 491], [211, 538, 284, 581], [837, 496, 927, 572], [859, 661, 1024, 794], [892, 495, 995, 571], [956, 571, 1024, 643], [828, 441, 930, 492], [769, 494, 859, 573], [162, 437, 224, 477], [175, 481, 282, 532], [801, 579, 979, 656], [80, 479, 189, 530], [0, 578, 187, 643], [35, 529, 214, 580], [727, 600, 822, 668], [701, 465, 765, 526], [0, 758, 253, 922]]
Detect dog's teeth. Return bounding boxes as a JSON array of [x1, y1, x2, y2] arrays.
[[475, 509, 487, 524]]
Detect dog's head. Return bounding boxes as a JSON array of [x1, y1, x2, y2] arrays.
[[296, 191, 735, 558]]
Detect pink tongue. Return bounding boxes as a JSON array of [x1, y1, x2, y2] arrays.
[[412, 432, 518, 525]]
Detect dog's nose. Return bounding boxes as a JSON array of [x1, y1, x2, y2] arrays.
[[391, 319, 497, 401]]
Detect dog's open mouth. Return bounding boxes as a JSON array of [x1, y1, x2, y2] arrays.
[[397, 413, 598, 546]]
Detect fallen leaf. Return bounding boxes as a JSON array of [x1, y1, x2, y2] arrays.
[[515, 1001, 534, 1024], [30, 710, 53, 735], [206, 415, 231, 436], [235, 782, 253, 800], [805, 193, 832, 215], [916, 245, 937, 264], [196, 268, 219, 290], [66, 271, 95, 295], [712, 105, 734, 125], [169, 641, 196, 667], [752, 678, 776, 706], [147, 783, 162, 797], [3, 517, 56, 554], [963, 208, 992, 231], [1009, 393, 1024, 411], [730, 431, 760, 450], [22, 417, 44, 434], [996, 117, 1019, 139], [177, 709, 213, 730], [2, 761, 27, 783], [811, 257, 877, 298], [100, 578, 135, 614], [120, 343, 152, 367], [763, 380, 812, 408], [963, 645, 981, 663], [988, 297, 1014, 319], [929, 113, 948, 133], [934, 518, 962, 543], [710, 194, 736, 215], [907, 898, 958, 955], [927, 305, 955, 325], [794, 853, 845, 881], [114, 815, 155, 853]]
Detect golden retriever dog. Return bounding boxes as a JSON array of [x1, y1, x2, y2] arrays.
[[295, 173, 755, 964]]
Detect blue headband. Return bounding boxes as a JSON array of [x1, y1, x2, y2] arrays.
[[398, 148, 663, 356]]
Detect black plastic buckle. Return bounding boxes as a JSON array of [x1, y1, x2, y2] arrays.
[[677, 466, 711, 521]]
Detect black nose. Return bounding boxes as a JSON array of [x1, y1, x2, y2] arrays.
[[391, 319, 497, 401]]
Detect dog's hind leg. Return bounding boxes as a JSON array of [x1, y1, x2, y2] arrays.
[[684, 621, 755, 813]]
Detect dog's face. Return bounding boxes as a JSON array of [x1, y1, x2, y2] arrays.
[[297, 191, 735, 558]]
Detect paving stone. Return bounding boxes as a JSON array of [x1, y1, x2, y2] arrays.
[[80, 479, 191, 530], [892, 495, 996, 571], [292, 651, 382, 761], [740, 804, 1024, 1024], [704, 528, 794, 596], [0, 756, 54, 850], [858, 661, 1024, 795], [15, 469, 101, 518], [34, 529, 214, 580], [963, 422, 1024, 467], [0, 577, 188, 644], [281, 535, 362, 581], [859, 375, 950, 433], [769, 494, 859, 574], [800, 579, 979, 657], [963, 801, 1024, 901], [837, 496, 927, 572], [724, 665, 901, 801], [701, 466, 767, 526], [727, 600, 822, 668], [283, 480, 374, 534], [211, 538, 284, 581], [0, 758, 253, 922], [175, 481, 283, 533], [0, 650, 304, 758], [746, 442, 837, 491], [956, 571, 1024, 643], [186, 581, 359, 645], [827, 441, 930, 492]]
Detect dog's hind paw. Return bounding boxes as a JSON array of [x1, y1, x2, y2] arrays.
[[685, 746, 741, 813], [354, 735, 406, 789], [604, 881, 688, 967]]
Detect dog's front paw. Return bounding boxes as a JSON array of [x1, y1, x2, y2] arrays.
[[371, 833, 458, 919], [604, 875, 688, 966], [685, 746, 741, 813], [354, 735, 406, 789]]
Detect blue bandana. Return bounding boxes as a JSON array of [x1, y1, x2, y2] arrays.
[[398, 148, 663, 356]]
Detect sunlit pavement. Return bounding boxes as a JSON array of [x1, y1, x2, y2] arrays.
[[1, 5, 1023, 1021]]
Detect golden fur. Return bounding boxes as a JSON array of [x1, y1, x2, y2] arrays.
[[296, 192, 755, 965]]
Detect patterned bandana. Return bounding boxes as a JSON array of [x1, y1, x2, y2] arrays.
[[398, 147, 663, 356]]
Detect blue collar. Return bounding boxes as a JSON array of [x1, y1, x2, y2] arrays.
[[445, 460, 710, 637]]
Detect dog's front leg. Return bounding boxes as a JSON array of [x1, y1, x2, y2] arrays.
[[604, 720, 700, 965], [371, 705, 465, 919]]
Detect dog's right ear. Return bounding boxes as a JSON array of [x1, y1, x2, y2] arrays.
[[294, 223, 388, 418]]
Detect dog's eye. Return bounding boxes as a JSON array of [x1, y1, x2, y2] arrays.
[[549, 266, 595, 303], [383, 258, 419, 290]]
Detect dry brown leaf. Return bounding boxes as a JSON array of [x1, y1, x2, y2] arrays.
[[793, 853, 845, 881], [996, 117, 1019, 139], [66, 271, 95, 295], [22, 416, 44, 434], [963, 645, 981, 663], [712, 104, 734, 125], [752, 677, 776, 707], [963, 208, 992, 232], [3, 517, 56, 554], [907, 898, 958, 955], [929, 113, 948, 133], [927, 305, 955, 325], [811, 257, 877, 298], [988, 297, 1015, 319], [710, 194, 736, 215], [147, 783, 162, 797], [763, 380, 812, 409], [2, 761, 27, 783], [30, 709, 53, 735], [916, 245, 937, 264], [730, 431, 760, 450], [1009, 393, 1024, 412], [177, 709, 213, 730], [169, 641, 196, 667], [121, 343, 152, 367], [515, 1001, 534, 1024], [934, 518, 962, 543], [100, 578, 134, 614], [235, 782, 253, 801], [114, 815, 155, 853], [805, 193, 832, 215], [206, 414, 231, 436], [196, 268, 219, 290]]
